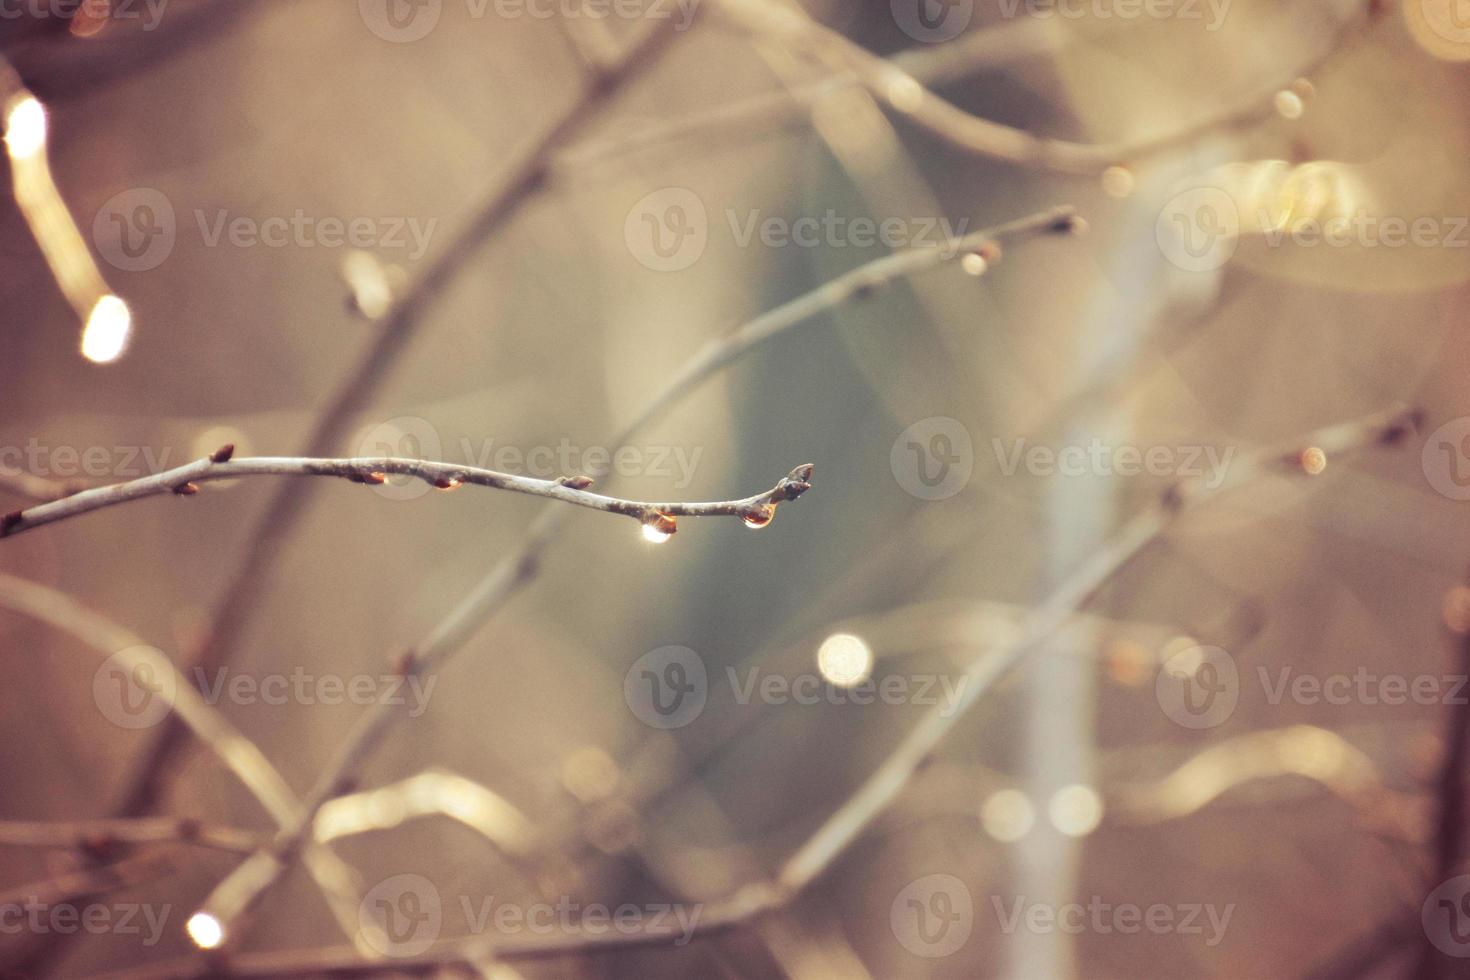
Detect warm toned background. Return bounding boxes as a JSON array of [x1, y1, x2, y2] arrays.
[[3, 1, 1470, 977]]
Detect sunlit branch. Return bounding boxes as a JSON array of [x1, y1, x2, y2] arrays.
[[106, 13, 683, 828], [0, 573, 368, 950], [0, 817, 262, 855], [0, 451, 815, 540], [711, 0, 1374, 175], [2, 57, 132, 363], [177, 204, 1076, 952], [551, 17, 1062, 176], [773, 405, 1419, 896]]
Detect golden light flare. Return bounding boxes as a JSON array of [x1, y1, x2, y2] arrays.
[[185, 911, 225, 950], [81, 295, 132, 363], [4, 94, 46, 160], [980, 788, 1035, 843], [1048, 784, 1104, 838], [816, 632, 874, 688]]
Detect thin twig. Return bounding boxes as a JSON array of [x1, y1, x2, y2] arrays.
[[90, 406, 1420, 979], [105, 11, 681, 829], [1414, 569, 1470, 980], [774, 405, 1419, 895], [0, 817, 262, 855], [551, 17, 1063, 176], [180, 205, 1078, 950], [711, 0, 1374, 175], [0, 573, 368, 949], [0, 454, 816, 540]]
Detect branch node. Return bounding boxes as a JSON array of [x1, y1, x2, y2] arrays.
[[558, 475, 595, 490], [173, 483, 200, 496], [210, 444, 236, 464], [0, 511, 21, 536]]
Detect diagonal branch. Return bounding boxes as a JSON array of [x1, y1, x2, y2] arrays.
[[105, 10, 682, 828], [178, 205, 1079, 953], [103, 406, 1419, 980], [0, 573, 370, 951], [0, 452, 815, 540], [711, 0, 1374, 175]]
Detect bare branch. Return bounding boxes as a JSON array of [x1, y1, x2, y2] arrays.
[[772, 404, 1420, 896], [0, 817, 262, 855], [177, 205, 1077, 951], [711, 0, 1374, 175], [0, 573, 369, 949], [551, 17, 1063, 176], [0, 454, 816, 540], [104, 11, 683, 827]]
